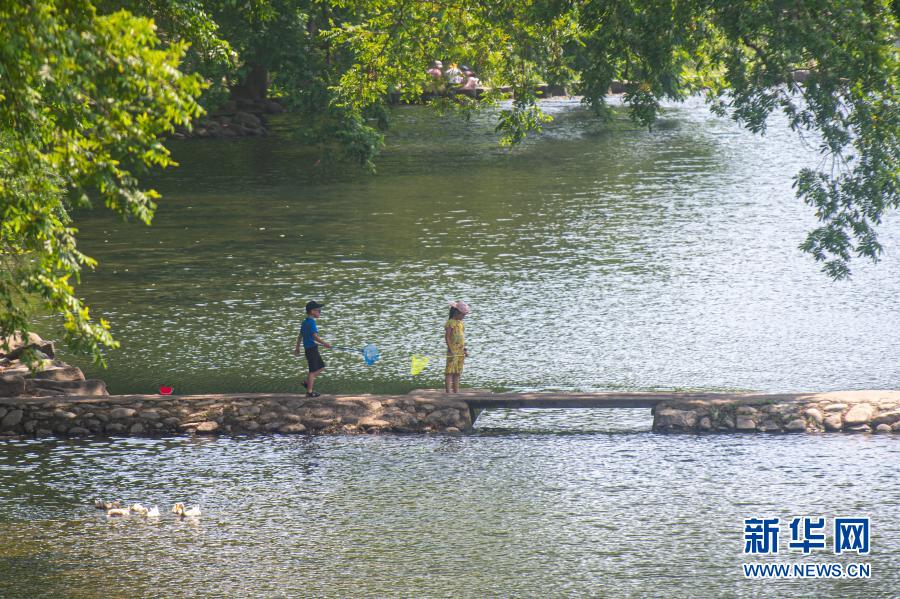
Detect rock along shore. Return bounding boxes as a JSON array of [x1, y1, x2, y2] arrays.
[[0, 332, 108, 398]]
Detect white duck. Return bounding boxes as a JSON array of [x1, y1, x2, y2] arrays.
[[130, 503, 149, 516], [172, 502, 201, 517], [106, 507, 130, 517]]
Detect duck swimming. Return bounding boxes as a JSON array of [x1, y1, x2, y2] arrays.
[[94, 500, 122, 510], [130, 503, 149, 516], [106, 507, 130, 517], [172, 503, 201, 517]]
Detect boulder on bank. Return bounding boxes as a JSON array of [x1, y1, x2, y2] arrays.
[[26, 379, 108, 397], [0, 332, 108, 398], [30, 366, 85, 382], [173, 99, 283, 140], [233, 111, 262, 128], [262, 99, 285, 114], [2, 332, 44, 354], [0, 375, 25, 397], [1, 332, 55, 362]]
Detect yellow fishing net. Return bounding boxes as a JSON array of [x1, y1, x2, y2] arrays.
[[410, 355, 430, 375]]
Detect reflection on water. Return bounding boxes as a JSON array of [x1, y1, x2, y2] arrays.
[[1, 422, 897, 597], [51, 97, 900, 395]]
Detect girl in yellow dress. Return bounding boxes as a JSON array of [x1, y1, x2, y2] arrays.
[[444, 300, 470, 393]]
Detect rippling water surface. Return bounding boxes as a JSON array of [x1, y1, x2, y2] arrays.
[[53, 96, 900, 395], [5, 98, 898, 597], [1, 415, 898, 598]]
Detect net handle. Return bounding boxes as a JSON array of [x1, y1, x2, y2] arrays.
[[330, 345, 360, 353]]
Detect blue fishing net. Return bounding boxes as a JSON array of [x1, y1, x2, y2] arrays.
[[361, 344, 380, 366]]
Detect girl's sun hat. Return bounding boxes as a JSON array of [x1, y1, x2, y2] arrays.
[[450, 300, 470, 315]]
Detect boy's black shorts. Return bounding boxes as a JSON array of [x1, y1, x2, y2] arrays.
[[304, 346, 325, 372]]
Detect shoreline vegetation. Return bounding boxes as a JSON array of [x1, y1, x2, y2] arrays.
[[175, 83, 576, 140], [176, 71, 816, 140]]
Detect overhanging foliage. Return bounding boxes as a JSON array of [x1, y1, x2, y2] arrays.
[[1, 0, 897, 363]]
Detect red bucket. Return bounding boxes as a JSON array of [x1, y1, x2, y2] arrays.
[[158, 386, 174, 395]]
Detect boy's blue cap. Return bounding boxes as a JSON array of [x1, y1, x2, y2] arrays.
[[305, 301, 323, 312]]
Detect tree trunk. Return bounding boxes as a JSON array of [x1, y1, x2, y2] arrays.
[[230, 62, 269, 102]]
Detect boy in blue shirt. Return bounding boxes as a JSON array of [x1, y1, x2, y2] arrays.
[[293, 300, 332, 397]]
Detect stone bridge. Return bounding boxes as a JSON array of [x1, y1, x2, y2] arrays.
[[1, 389, 898, 438]]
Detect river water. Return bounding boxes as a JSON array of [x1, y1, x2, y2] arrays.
[[3, 98, 898, 597]]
